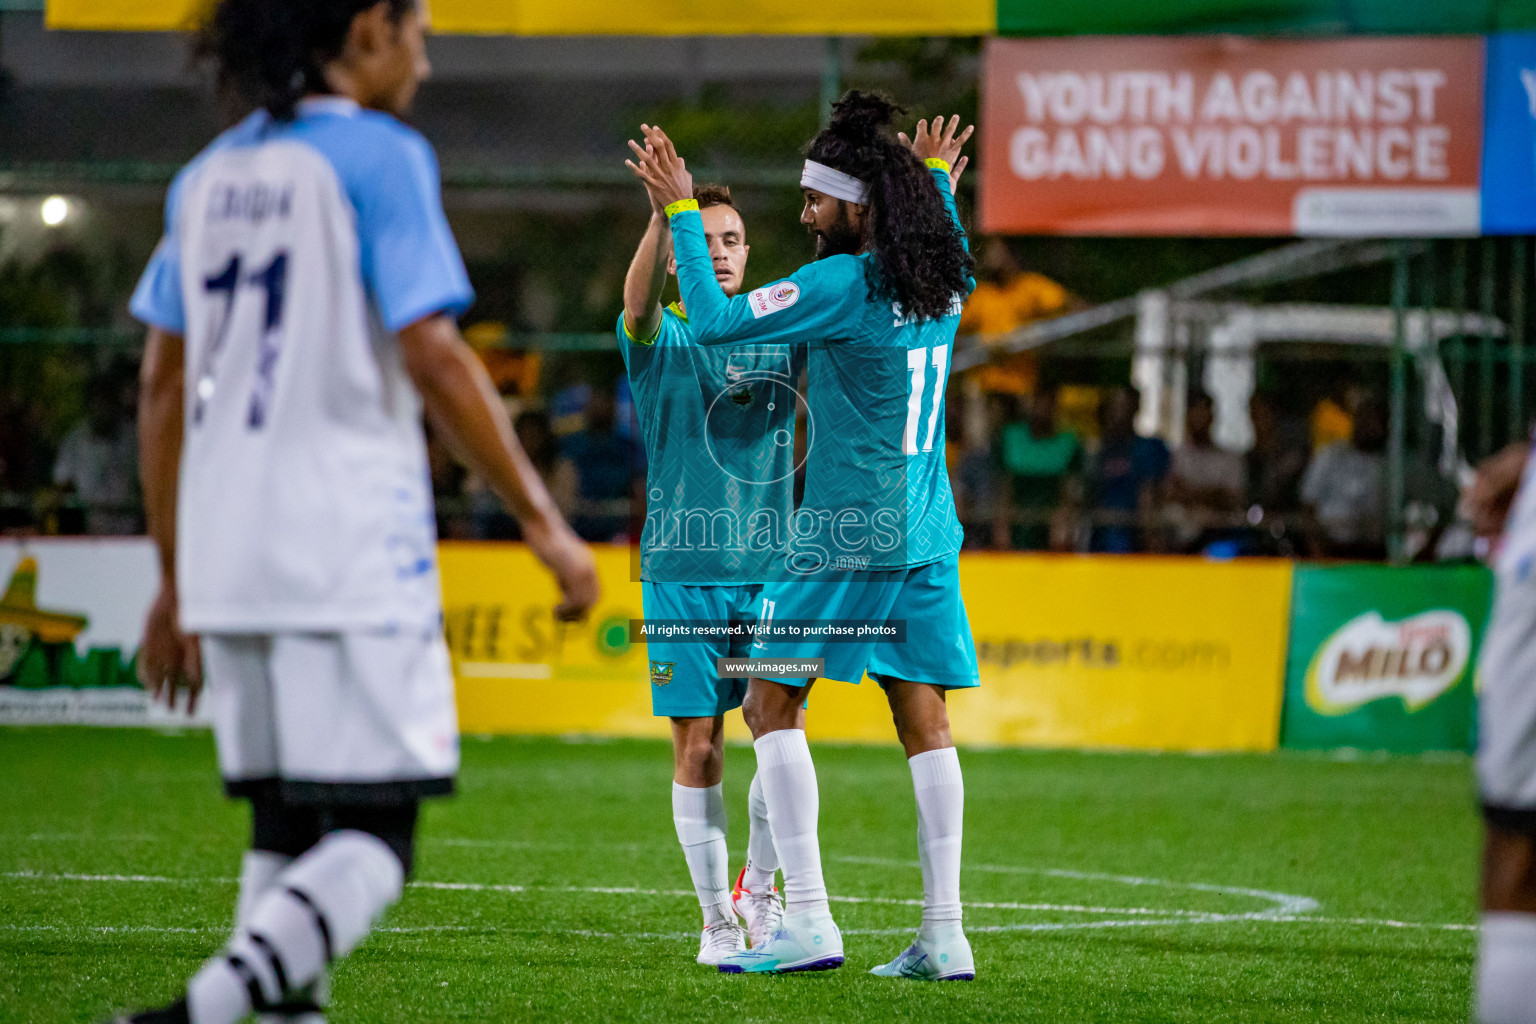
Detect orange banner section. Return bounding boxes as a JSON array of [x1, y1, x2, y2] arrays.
[[442, 545, 1292, 751], [979, 36, 1485, 236]]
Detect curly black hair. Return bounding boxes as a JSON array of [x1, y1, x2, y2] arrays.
[[804, 91, 973, 323], [197, 0, 416, 121]]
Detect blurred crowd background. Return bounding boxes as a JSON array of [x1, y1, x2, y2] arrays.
[[0, 22, 1521, 561], [0, 248, 1470, 563]]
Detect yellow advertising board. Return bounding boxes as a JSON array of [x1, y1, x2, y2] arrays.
[[951, 555, 1292, 751], [47, 0, 198, 30], [442, 544, 1293, 752], [439, 543, 659, 738], [47, 0, 995, 35]]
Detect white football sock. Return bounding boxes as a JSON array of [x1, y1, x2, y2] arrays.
[[672, 781, 732, 926], [753, 729, 828, 916], [187, 830, 404, 1024], [910, 746, 964, 931], [1478, 912, 1536, 1023], [236, 850, 293, 930], [743, 771, 778, 891], [240, 852, 331, 1022]]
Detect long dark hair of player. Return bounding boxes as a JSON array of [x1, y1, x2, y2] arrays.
[[198, 0, 416, 121], [804, 91, 974, 322]]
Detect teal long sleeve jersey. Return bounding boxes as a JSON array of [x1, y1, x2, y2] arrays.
[[668, 165, 971, 574], [617, 304, 801, 584]]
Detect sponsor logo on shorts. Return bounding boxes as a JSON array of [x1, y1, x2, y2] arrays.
[[1304, 609, 1472, 715], [650, 661, 675, 687], [748, 282, 800, 319]]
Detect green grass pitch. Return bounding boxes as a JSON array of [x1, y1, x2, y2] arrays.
[[0, 726, 1480, 1023]]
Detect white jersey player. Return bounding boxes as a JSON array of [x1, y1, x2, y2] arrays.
[[1466, 438, 1536, 1024], [115, 2, 597, 1022]]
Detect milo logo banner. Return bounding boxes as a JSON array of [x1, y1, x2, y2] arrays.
[[1281, 564, 1492, 752]]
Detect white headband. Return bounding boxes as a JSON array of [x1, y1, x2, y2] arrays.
[[801, 160, 870, 206]]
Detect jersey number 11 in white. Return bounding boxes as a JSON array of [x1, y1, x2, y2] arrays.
[[903, 344, 949, 455]]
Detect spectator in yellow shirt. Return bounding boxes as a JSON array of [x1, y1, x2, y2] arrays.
[[959, 238, 1078, 396]]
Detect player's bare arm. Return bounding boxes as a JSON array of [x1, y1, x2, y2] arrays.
[[399, 314, 599, 621], [136, 326, 202, 712], [1466, 440, 1531, 539], [622, 130, 673, 341], [898, 115, 973, 191]]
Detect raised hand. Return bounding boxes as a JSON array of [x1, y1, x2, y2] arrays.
[[625, 124, 694, 211], [626, 135, 666, 217], [899, 115, 974, 191]]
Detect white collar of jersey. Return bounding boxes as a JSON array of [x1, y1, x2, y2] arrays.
[[296, 96, 362, 118], [801, 160, 870, 206]]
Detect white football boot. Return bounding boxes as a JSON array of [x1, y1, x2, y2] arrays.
[[731, 866, 785, 949], [716, 906, 844, 974], [869, 922, 975, 981], [696, 919, 749, 966]]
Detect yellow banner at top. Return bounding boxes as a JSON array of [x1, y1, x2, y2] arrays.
[[47, 0, 996, 35]]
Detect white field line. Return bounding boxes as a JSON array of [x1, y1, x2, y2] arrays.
[[12, 834, 670, 853], [2, 872, 1205, 917], [837, 856, 1321, 917], [0, 867, 1474, 937]]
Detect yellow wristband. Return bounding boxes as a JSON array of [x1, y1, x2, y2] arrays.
[[665, 198, 700, 217], [925, 158, 951, 172]]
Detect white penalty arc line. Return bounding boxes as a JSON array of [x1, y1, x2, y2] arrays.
[[836, 855, 1320, 918], [0, 869, 1475, 936], [0, 872, 1209, 918]]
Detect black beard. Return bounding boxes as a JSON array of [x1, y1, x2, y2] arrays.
[[812, 203, 862, 259], [813, 222, 861, 259]]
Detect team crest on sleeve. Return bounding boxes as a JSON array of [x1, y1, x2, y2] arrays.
[[748, 282, 800, 319], [650, 661, 675, 687]]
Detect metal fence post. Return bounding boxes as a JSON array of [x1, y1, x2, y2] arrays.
[[1481, 238, 1498, 458], [1451, 239, 1468, 415], [821, 37, 841, 127], [1389, 241, 1410, 564], [1513, 237, 1528, 442]]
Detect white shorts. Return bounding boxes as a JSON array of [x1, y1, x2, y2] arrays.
[[202, 630, 460, 804], [1477, 573, 1536, 834]]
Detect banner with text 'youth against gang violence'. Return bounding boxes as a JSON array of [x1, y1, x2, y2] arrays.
[[980, 36, 1485, 236]]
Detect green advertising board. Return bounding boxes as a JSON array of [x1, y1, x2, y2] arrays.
[[1280, 564, 1494, 753]]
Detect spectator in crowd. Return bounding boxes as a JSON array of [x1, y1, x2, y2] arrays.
[[425, 423, 472, 539], [468, 408, 575, 540], [1309, 377, 1365, 453], [559, 387, 642, 542], [1166, 391, 1246, 552], [1246, 391, 1309, 522], [516, 408, 576, 517], [1300, 393, 1388, 559], [959, 238, 1077, 398], [0, 384, 45, 532], [996, 386, 1081, 551], [52, 371, 140, 535], [948, 393, 1009, 550], [1085, 386, 1169, 553]]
